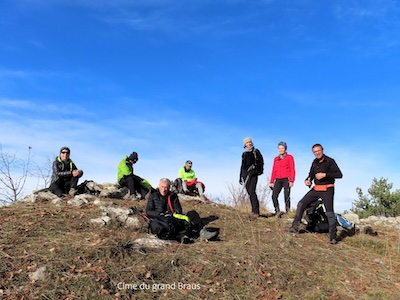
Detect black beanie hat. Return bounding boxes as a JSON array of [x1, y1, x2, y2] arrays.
[[128, 152, 138, 162]]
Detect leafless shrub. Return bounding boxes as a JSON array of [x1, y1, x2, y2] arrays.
[[31, 156, 53, 190], [225, 175, 272, 211], [0, 145, 32, 204]]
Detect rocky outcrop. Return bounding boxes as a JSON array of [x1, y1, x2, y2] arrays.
[[19, 181, 398, 234], [17, 181, 213, 232]]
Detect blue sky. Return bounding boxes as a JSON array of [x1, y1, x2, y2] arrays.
[[1, 0, 399, 212]]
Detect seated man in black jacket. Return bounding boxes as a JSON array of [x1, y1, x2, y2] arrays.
[[146, 178, 218, 243], [49, 146, 83, 197]]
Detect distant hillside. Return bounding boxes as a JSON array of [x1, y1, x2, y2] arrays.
[[0, 188, 399, 299]]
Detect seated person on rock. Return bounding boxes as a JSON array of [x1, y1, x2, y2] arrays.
[[117, 151, 153, 200], [146, 178, 217, 243], [49, 146, 83, 197], [173, 160, 206, 201]]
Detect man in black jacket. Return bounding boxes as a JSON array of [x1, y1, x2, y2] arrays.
[[240, 137, 264, 220], [146, 178, 183, 219], [49, 146, 83, 197], [287, 144, 343, 244], [146, 178, 218, 243]]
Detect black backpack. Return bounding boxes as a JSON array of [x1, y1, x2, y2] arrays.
[[171, 178, 183, 194], [149, 216, 176, 240], [75, 180, 101, 196], [242, 148, 264, 176], [305, 199, 329, 233]]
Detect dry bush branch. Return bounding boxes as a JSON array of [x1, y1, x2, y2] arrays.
[[225, 175, 272, 213], [0, 145, 32, 204]]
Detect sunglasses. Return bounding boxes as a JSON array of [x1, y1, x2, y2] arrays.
[[61, 151, 70, 154]]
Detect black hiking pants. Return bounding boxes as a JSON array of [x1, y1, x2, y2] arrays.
[[50, 176, 79, 197], [292, 187, 337, 240], [245, 175, 260, 215], [120, 174, 148, 198], [271, 178, 291, 213]]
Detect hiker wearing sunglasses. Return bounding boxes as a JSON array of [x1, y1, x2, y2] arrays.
[[172, 160, 207, 201], [49, 146, 83, 197], [286, 143, 343, 245], [240, 137, 264, 220]]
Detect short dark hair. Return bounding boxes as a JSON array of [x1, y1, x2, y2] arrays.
[[60, 146, 70, 153], [312, 143, 323, 150]]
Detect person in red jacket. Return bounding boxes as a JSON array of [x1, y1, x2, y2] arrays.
[[269, 141, 295, 216]]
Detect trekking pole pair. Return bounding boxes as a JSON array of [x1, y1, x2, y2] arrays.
[[240, 164, 256, 194], [239, 175, 250, 202]]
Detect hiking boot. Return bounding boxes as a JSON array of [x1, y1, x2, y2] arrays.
[[248, 213, 259, 221], [199, 195, 207, 202], [285, 227, 298, 233], [68, 188, 76, 197], [180, 235, 193, 244], [130, 193, 142, 201], [276, 211, 285, 218], [199, 228, 218, 241], [330, 239, 338, 245]]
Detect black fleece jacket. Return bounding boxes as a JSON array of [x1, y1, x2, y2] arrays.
[[240, 148, 264, 181], [307, 155, 343, 185], [146, 189, 183, 219]]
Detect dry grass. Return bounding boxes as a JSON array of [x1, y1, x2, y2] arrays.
[[0, 197, 399, 300]]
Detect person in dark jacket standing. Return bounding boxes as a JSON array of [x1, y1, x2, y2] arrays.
[[49, 146, 83, 197], [240, 137, 264, 219], [269, 141, 296, 216], [286, 143, 343, 244]]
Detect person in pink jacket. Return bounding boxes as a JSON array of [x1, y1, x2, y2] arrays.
[[269, 141, 295, 216]]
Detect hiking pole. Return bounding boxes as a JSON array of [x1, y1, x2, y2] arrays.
[[239, 175, 250, 202], [131, 206, 150, 222], [240, 164, 256, 196]]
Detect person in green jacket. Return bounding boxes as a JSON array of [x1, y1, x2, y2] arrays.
[[117, 152, 153, 200], [173, 160, 206, 201]]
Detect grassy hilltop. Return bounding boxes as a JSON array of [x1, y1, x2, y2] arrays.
[[0, 196, 399, 299]]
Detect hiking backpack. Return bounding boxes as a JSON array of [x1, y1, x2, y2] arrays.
[[336, 213, 354, 230], [171, 178, 183, 194], [242, 148, 264, 176], [148, 216, 176, 240], [75, 180, 101, 196], [306, 200, 355, 232], [305, 199, 329, 233]]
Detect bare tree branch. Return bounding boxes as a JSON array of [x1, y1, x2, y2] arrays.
[[0, 145, 32, 204], [30, 157, 53, 190]]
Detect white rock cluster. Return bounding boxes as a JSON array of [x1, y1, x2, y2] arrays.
[[343, 213, 400, 230]]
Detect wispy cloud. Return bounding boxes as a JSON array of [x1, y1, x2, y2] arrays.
[[0, 98, 33, 109], [0, 97, 96, 120], [282, 90, 396, 108], [333, 0, 399, 20], [0, 70, 30, 79]]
